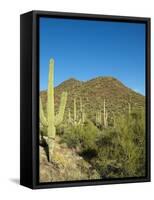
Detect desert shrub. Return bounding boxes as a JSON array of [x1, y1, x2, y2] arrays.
[[116, 109, 145, 177], [40, 107, 145, 179], [61, 125, 82, 148], [62, 121, 99, 155], [80, 121, 99, 150], [56, 124, 67, 136], [90, 109, 146, 178], [92, 129, 125, 178]]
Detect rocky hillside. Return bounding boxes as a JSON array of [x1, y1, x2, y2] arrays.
[[39, 137, 100, 182], [40, 76, 145, 121]]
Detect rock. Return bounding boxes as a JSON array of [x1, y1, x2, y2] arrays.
[[39, 138, 100, 182]]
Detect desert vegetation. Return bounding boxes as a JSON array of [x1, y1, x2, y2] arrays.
[[39, 58, 146, 182]]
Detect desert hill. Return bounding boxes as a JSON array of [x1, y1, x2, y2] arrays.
[[40, 76, 145, 122]]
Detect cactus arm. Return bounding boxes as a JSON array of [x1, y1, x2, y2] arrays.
[[77, 119, 82, 125], [55, 92, 68, 126], [40, 123, 48, 137], [40, 97, 48, 127]]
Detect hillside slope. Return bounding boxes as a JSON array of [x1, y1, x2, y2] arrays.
[[40, 137, 100, 182], [40, 76, 145, 121]]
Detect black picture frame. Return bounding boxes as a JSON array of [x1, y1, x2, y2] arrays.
[[20, 10, 151, 189]]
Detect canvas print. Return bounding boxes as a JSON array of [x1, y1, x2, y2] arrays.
[[39, 17, 146, 183]]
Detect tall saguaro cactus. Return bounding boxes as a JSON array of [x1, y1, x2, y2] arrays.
[[40, 58, 67, 162]]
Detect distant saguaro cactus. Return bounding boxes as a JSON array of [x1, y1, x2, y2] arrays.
[[74, 98, 77, 122], [112, 112, 116, 128], [128, 95, 132, 115], [96, 110, 102, 126], [68, 108, 72, 123], [128, 102, 131, 115], [103, 99, 108, 128], [72, 97, 82, 125], [40, 58, 67, 162], [68, 97, 86, 126], [80, 97, 86, 124]]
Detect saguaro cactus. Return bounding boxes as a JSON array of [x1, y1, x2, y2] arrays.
[[127, 95, 132, 115], [82, 109, 86, 124], [80, 97, 86, 124], [73, 97, 81, 125], [40, 58, 67, 162], [112, 112, 116, 128], [103, 99, 108, 128], [68, 108, 72, 123], [96, 110, 102, 126], [128, 102, 131, 115], [73, 98, 77, 122], [68, 97, 85, 126]]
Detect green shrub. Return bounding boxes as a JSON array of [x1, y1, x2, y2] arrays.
[[61, 125, 82, 148], [55, 108, 145, 179], [62, 120, 99, 154], [90, 109, 145, 178]]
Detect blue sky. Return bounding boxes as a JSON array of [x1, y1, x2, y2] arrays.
[[39, 17, 146, 95]]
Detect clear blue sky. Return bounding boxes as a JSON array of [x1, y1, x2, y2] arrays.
[[39, 17, 146, 95]]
